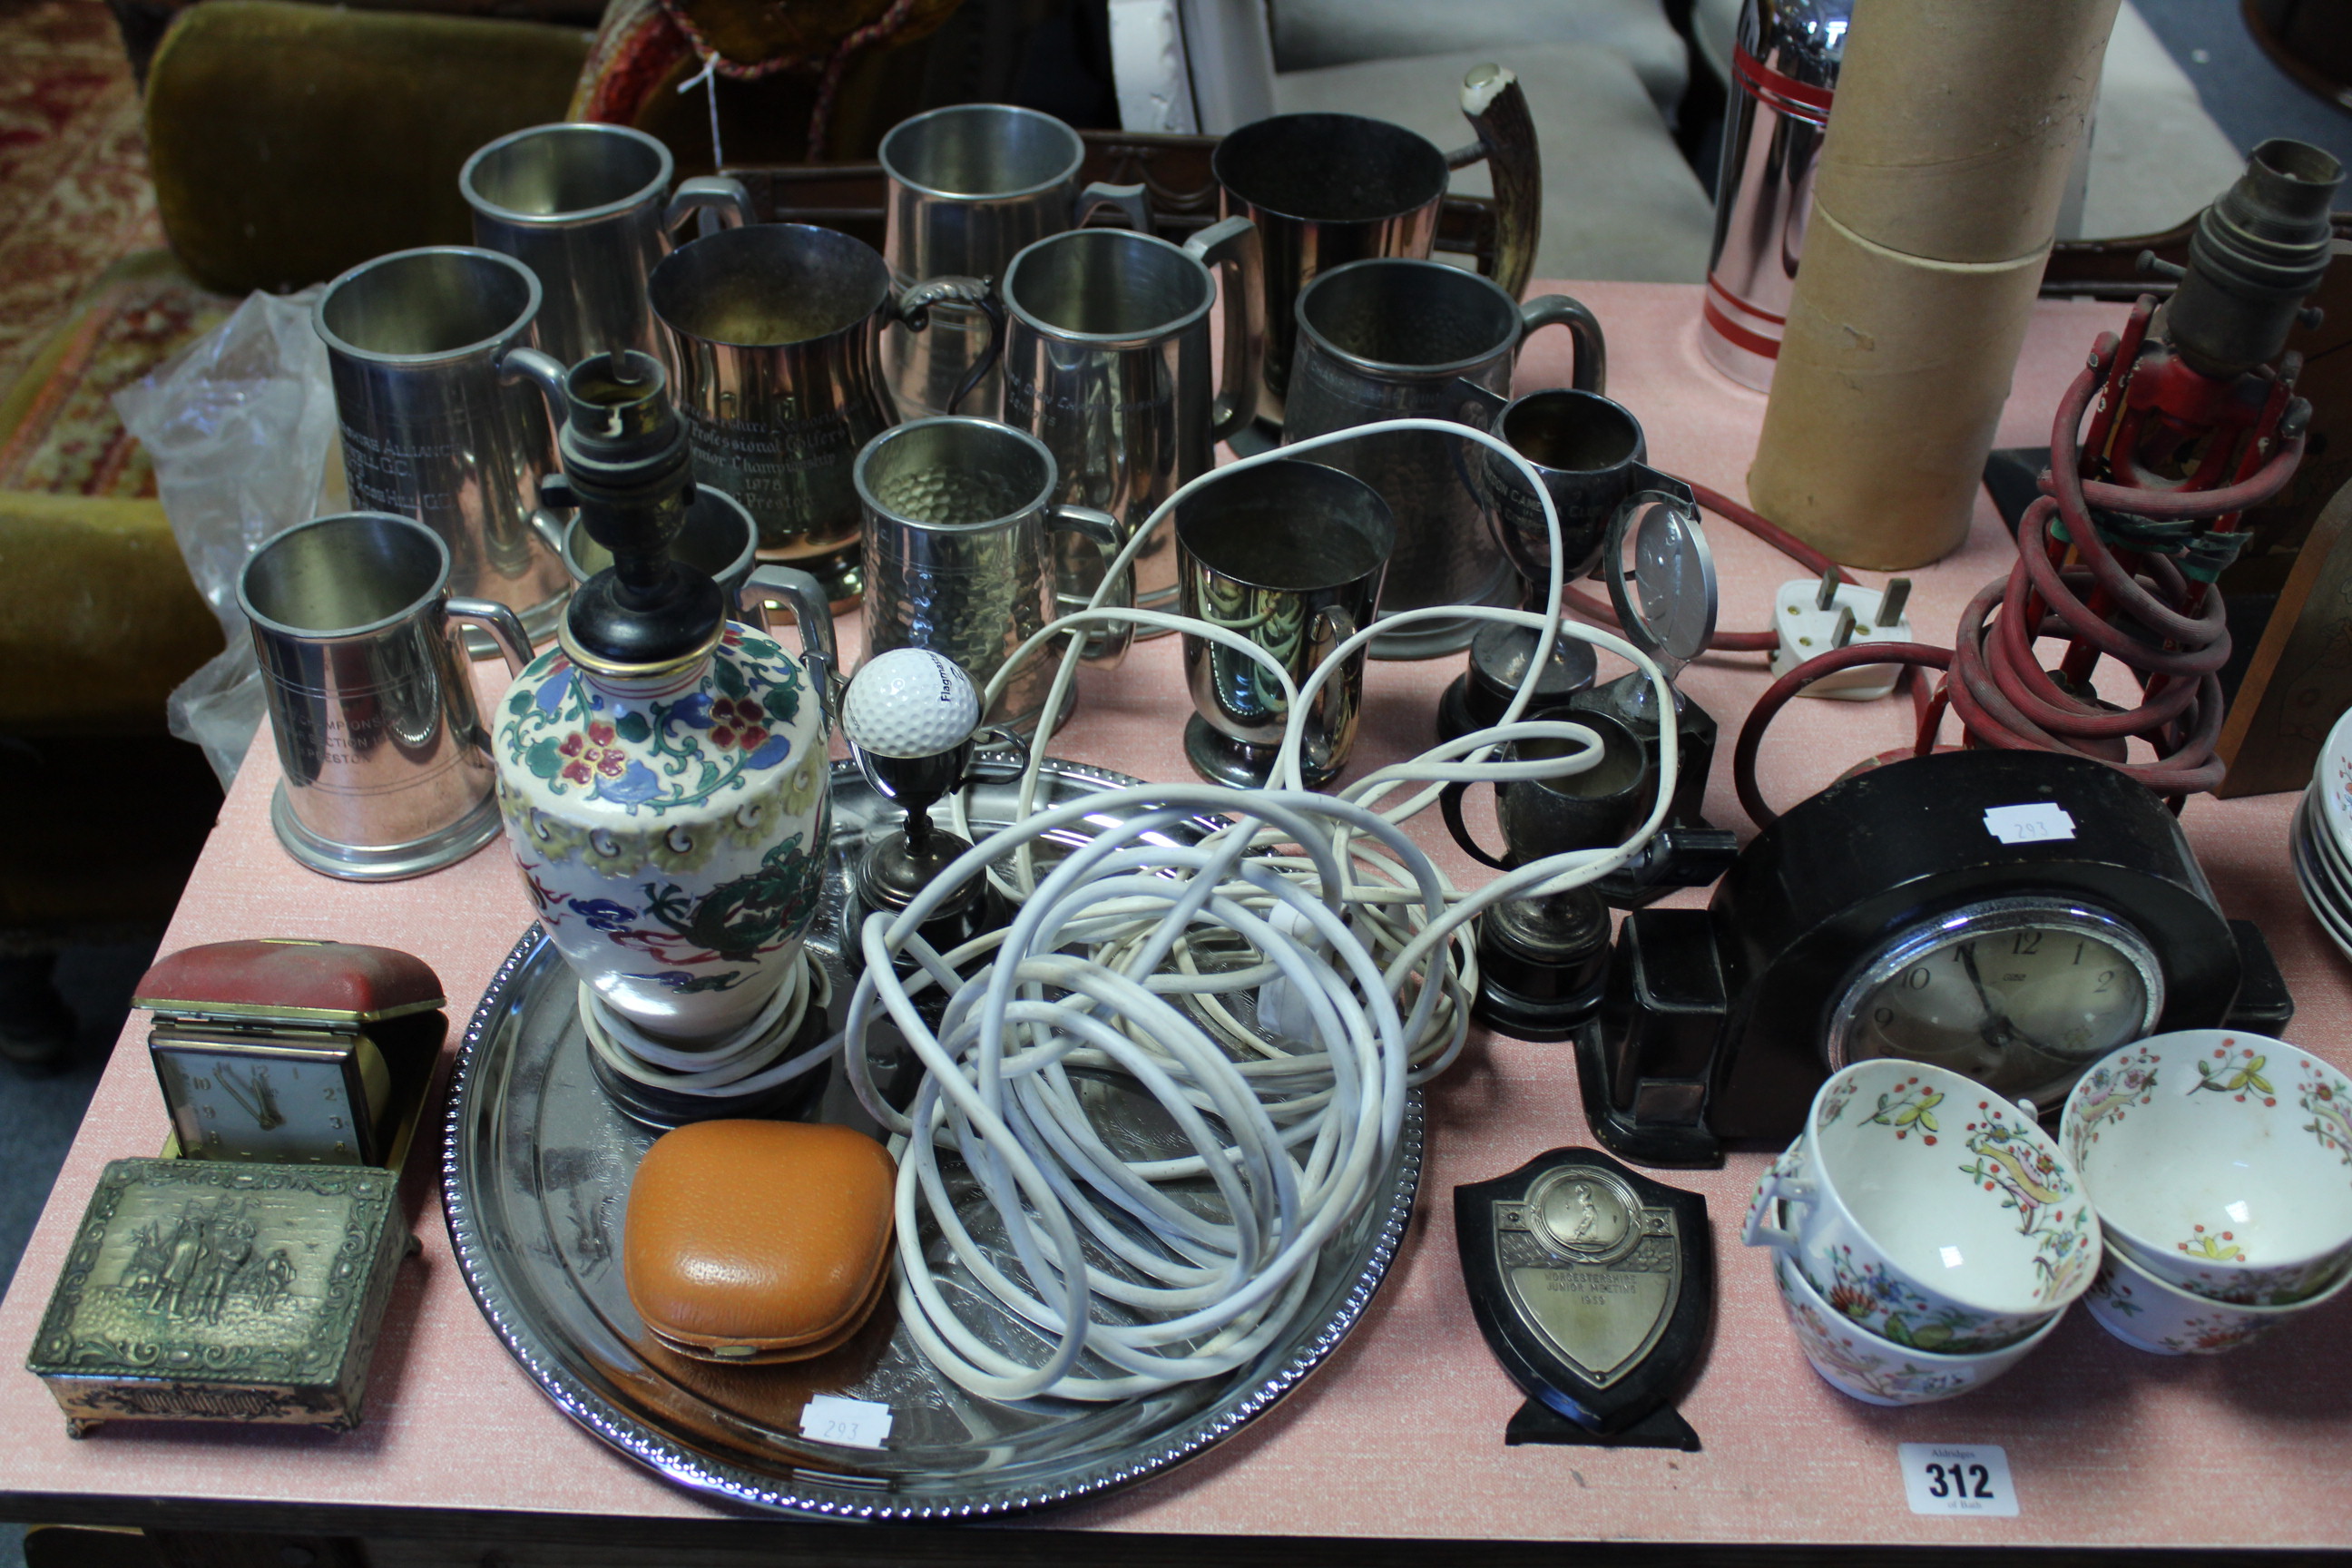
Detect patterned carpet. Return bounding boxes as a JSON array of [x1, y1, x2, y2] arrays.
[[0, 0, 230, 500], [0, 0, 165, 388]]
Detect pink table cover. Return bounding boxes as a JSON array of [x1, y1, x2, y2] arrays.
[[5, 281, 2347, 1549]]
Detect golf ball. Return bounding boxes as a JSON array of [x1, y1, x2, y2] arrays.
[[844, 648, 980, 758]]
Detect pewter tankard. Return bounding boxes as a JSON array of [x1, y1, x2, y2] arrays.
[[880, 103, 1149, 421], [461, 122, 754, 369], [240, 512, 533, 881], [1210, 65, 1544, 443], [856, 417, 1131, 735], [1283, 258, 1603, 658], [314, 247, 573, 649], [649, 222, 1003, 605], [998, 217, 1263, 633]]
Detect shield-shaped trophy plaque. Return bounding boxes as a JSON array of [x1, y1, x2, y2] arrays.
[[1455, 1146, 1710, 1447]]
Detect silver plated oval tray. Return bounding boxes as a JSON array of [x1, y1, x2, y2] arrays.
[[444, 753, 1424, 1521]]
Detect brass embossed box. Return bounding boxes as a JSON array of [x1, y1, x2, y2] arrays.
[[25, 1157, 410, 1435]]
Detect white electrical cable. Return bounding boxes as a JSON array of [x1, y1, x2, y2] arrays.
[[828, 416, 1679, 1401]]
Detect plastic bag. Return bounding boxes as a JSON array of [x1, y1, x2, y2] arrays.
[[113, 287, 343, 787]]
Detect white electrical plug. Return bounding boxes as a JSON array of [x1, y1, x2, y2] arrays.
[[1769, 570, 1915, 701]]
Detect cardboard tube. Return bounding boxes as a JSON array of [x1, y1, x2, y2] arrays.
[[1748, 0, 2120, 568], [1747, 209, 2045, 570], [1812, 0, 2118, 264]]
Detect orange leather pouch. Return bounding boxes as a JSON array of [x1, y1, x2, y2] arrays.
[[623, 1120, 897, 1364]]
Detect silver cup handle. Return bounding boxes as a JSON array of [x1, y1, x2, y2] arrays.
[[1183, 216, 1266, 447], [1051, 505, 1134, 669], [895, 276, 1005, 416], [662, 175, 755, 238], [739, 564, 841, 733], [1515, 294, 1606, 396], [444, 596, 536, 678], [1074, 180, 1151, 232]]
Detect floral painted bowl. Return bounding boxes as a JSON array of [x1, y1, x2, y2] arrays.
[[2082, 1234, 2352, 1356], [2061, 1033, 2352, 1306], [1772, 1253, 2063, 1406], [1743, 1060, 2100, 1352]]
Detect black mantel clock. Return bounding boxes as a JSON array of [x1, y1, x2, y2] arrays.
[[1578, 749, 2286, 1166]]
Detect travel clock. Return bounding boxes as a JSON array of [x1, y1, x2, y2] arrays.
[[137, 938, 446, 1167], [1580, 750, 2282, 1165]]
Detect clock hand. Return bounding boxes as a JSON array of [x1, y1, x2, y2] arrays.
[[249, 1066, 286, 1132], [214, 1063, 266, 1122], [1957, 945, 2050, 1057]]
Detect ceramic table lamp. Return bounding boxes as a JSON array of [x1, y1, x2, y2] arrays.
[[490, 348, 840, 1127]]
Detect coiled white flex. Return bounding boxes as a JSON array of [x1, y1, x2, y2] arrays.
[[827, 417, 1679, 1401]]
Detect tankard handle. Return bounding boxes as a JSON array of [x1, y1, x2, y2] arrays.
[[444, 596, 535, 678], [1049, 505, 1135, 668], [1439, 779, 1517, 870], [1183, 215, 1266, 447], [739, 564, 841, 733], [896, 276, 1005, 416], [1075, 180, 1152, 233], [1444, 64, 1540, 304], [663, 176, 754, 239], [1515, 295, 1606, 397]]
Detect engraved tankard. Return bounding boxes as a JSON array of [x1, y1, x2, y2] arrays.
[[649, 222, 1003, 605]]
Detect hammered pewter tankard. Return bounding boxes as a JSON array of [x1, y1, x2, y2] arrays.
[[314, 247, 574, 650], [1178, 460, 1394, 790], [1283, 258, 1603, 659], [461, 122, 754, 369], [998, 218, 1264, 635], [240, 512, 533, 880], [1210, 64, 1544, 445], [857, 417, 1132, 735], [649, 222, 1003, 605], [880, 103, 1150, 421]]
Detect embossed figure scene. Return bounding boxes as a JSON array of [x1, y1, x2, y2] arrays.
[[75, 1189, 339, 1354]]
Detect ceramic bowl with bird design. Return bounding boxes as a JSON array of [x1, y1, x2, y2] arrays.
[[1772, 1251, 2063, 1405], [2062, 1032, 2352, 1307], [1744, 1059, 2100, 1352]]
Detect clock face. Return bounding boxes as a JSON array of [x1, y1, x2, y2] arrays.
[[1824, 898, 2163, 1112], [153, 1040, 378, 1165]]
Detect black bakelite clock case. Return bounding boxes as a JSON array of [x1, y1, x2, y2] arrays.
[[1703, 750, 2239, 1143]]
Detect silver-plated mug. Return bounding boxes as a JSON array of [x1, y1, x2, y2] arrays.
[[460, 122, 755, 369], [648, 222, 1004, 606], [998, 217, 1264, 636], [1456, 386, 1648, 598], [557, 486, 839, 692], [239, 512, 533, 881], [314, 247, 574, 650], [880, 103, 1150, 421], [1282, 258, 1604, 659], [1177, 459, 1394, 790], [1211, 68, 1544, 436], [856, 417, 1132, 735]]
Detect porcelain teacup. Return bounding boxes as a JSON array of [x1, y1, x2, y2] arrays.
[[1772, 1253, 2063, 1406], [1743, 1060, 2101, 1352], [2061, 1032, 2352, 1306], [2082, 1234, 2352, 1355]]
